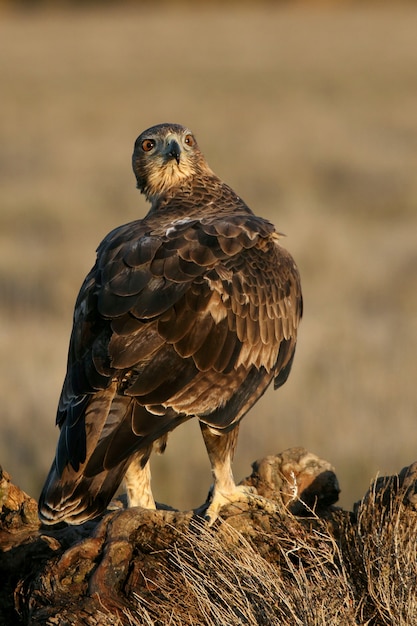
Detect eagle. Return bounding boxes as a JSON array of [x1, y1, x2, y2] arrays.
[[38, 123, 302, 525]]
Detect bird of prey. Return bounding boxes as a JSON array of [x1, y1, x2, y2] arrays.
[[38, 123, 302, 526]]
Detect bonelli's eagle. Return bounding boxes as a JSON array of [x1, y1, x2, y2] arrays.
[[38, 123, 302, 525]]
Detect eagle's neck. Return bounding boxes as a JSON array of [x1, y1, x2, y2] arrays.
[[146, 174, 253, 223]]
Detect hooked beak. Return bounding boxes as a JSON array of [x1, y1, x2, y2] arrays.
[[165, 139, 181, 165]]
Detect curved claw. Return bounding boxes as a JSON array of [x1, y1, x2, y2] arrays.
[[203, 484, 278, 526]]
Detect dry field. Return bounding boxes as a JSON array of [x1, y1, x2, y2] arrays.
[[0, 4, 416, 512]]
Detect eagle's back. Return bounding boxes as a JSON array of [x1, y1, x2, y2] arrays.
[[39, 168, 302, 525]]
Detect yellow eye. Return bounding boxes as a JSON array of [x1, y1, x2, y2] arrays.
[[184, 134, 195, 147], [141, 139, 155, 152]]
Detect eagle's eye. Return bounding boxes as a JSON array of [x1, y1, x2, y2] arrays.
[[141, 139, 155, 152], [184, 134, 195, 147]]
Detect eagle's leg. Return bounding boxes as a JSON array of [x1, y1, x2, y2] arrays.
[[200, 423, 277, 525], [123, 452, 156, 510]]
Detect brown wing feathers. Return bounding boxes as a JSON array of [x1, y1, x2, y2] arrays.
[[57, 216, 299, 471]]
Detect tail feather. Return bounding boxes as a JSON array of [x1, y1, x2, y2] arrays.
[[39, 383, 134, 525], [38, 457, 129, 525]]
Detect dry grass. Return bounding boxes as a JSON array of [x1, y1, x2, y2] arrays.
[[127, 524, 356, 625], [0, 4, 417, 512], [117, 478, 417, 625], [352, 479, 417, 624]]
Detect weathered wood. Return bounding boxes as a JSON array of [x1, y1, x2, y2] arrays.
[[1, 449, 417, 625]]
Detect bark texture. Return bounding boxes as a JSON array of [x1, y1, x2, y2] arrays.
[[1, 448, 416, 626]]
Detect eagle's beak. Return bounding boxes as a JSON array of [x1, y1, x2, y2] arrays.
[[166, 139, 181, 165]]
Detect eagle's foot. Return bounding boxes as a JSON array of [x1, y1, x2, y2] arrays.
[[203, 484, 278, 526]]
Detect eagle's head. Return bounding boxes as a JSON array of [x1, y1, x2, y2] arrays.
[[132, 123, 213, 201]]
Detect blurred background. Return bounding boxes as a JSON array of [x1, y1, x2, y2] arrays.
[[1, 0, 416, 512]]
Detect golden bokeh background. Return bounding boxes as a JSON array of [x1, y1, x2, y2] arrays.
[[1, 2, 416, 511]]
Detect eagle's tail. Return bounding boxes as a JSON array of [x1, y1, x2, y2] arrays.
[[38, 384, 134, 525], [38, 457, 130, 525]]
